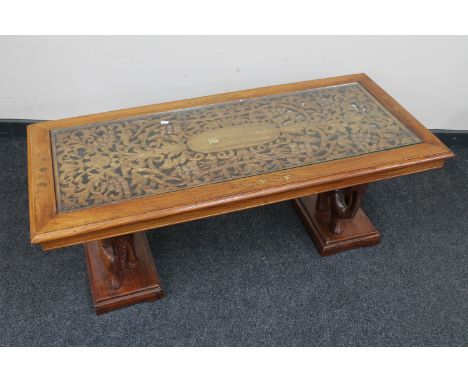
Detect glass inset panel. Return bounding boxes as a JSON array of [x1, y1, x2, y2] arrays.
[[51, 83, 421, 212]]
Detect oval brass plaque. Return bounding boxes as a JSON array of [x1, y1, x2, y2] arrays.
[[187, 123, 280, 153]]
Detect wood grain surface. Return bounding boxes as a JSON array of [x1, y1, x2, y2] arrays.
[[27, 74, 454, 250], [84, 232, 163, 314]]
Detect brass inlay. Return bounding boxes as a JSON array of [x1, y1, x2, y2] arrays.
[[187, 123, 280, 153], [51, 83, 421, 212]]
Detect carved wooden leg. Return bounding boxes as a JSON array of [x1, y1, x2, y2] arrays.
[[84, 232, 164, 314], [293, 184, 381, 256]]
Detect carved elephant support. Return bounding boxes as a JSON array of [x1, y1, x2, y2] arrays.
[[316, 184, 368, 235], [100, 235, 138, 290]]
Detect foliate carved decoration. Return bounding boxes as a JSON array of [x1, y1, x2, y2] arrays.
[[317, 184, 368, 235], [99, 235, 138, 290], [51, 83, 421, 212]]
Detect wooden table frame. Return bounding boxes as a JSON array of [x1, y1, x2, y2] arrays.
[[28, 73, 454, 313]]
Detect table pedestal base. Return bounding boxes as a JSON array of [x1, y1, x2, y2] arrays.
[[293, 187, 381, 256], [84, 232, 164, 314]]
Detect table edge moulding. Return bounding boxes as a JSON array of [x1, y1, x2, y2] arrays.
[[27, 73, 454, 313], [28, 73, 453, 249]]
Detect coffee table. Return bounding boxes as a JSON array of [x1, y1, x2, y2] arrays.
[[27, 74, 453, 314]]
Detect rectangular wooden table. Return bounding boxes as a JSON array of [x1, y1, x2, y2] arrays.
[[27, 74, 453, 314]]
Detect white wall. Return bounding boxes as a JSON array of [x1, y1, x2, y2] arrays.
[[0, 36, 467, 130]]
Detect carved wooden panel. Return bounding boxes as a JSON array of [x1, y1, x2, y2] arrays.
[[51, 83, 421, 212]]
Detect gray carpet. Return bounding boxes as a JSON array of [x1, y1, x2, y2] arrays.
[[0, 137, 466, 346]]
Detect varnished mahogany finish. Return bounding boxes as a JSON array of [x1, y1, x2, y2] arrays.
[[27, 73, 454, 314], [28, 74, 453, 250], [84, 232, 163, 314], [294, 190, 381, 256]]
